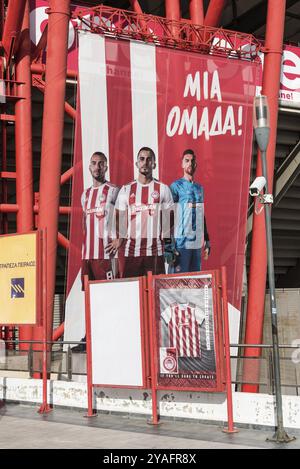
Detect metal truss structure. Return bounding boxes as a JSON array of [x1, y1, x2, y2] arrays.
[[75, 5, 262, 60]]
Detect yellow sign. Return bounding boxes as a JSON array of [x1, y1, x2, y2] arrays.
[[0, 232, 37, 324]]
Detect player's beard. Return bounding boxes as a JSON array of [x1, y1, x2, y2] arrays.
[[185, 167, 195, 177]]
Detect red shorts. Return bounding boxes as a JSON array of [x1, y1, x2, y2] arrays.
[[119, 255, 165, 279], [81, 259, 113, 290]]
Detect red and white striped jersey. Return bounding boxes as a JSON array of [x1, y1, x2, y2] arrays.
[[81, 182, 119, 260], [161, 303, 205, 358], [115, 179, 174, 257]]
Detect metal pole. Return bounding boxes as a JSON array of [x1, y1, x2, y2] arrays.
[[147, 271, 159, 426], [36, 0, 71, 348], [15, 0, 34, 351], [165, 0, 181, 40], [189, 0, 204, 24], [243, 0, 286, 394], [260, 152, 294, 443], [221, 267, 238, 434], [84, 275, 97, 418], [203, 0, 226, 26], [38, 229, 52, 414]]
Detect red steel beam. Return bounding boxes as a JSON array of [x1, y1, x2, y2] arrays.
[[37, 0, 71, 346], [189, 0, 204, 25], [204, 0, 226, 27], [0, 171, 16, 178], [0, 204, 18, 212], [129, 0, 143, 15], [60, 167, 74, 185], [2, 0, 27, 64], [52, 322, 64, 341], [165, 0, 181, 39], [243, 0, 286, 393], [34, 205, 71, 215], [57, 232, 70, 249], [31, 63, 77, 80], [15, 1, 34, 350], [15, 1, 34, 234], [31, 24, 48, 62], [0, 114, 16, 121]]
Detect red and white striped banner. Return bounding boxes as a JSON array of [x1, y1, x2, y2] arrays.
[[65, 32, 258, 344]]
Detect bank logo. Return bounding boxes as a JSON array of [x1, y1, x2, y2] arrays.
[[11, 278, 25, 298]]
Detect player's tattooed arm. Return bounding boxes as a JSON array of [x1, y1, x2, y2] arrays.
[[105, 208, 126, 255]]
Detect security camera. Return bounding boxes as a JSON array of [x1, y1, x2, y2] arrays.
[[249, 176, 266, 196]]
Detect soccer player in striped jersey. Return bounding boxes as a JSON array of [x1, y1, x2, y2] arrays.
[[169, 149, 210, 273], [107, 147, 174, 277], [81, 152, 119, 283], [73, 151, 119, 352]]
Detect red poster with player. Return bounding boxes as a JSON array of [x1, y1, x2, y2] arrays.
[[153, 273, 224, 391], [64, 31, 259, 349]]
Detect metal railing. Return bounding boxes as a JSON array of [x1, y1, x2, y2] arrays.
[[1, 340, 300, 394]]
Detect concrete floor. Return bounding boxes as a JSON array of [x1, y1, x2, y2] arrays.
[[0, 403, 299, 449]]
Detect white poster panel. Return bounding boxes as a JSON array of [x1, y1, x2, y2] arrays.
[[89, 279, 144, 387]]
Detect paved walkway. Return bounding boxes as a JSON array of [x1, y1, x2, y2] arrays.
[[0, 403, 299, 449]]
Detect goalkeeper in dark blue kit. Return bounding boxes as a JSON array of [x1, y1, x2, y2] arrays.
[[166, 149, 210, 273]]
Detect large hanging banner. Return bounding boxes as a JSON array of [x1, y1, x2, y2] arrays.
[[64, 31, 259, 344], [0, 232, 38, 325]]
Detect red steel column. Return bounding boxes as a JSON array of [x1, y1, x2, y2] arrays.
[[189, 0, 204, 24], [15, 1, 34, 349], [243, 0, 286, 393], [204, 0, 226, 26], [36, 0, 70, 345], [130, 0, 143, 14], [165, 0, 181, 39]]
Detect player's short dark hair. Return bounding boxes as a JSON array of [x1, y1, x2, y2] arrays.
[[91, 151, 107, 162], [137, 147, 156, 160], [182, 149, 196, 159]]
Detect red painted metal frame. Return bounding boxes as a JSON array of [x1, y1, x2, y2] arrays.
[[74, 5, 261, 61], [204, 0, 227, 27], [165, 0, 181, 40], [243, 0, 286, 394], [147, 271, 159, 425], [84, 274, 97, 417], [38, 229, 52, 414], [190, 0, 204, 25], [150, 269, 225, 393], [0, 230, 40, 327], [220, 266, 238, 434], [86, 276, 148, 390]]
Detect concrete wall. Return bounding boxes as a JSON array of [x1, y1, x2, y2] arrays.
[[1, 377, 300, 429]]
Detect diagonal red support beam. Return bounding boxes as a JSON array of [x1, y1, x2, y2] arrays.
[[31, 24, 48, 62], [204, 0, 226, 27], [2, 0, 27, 64]]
